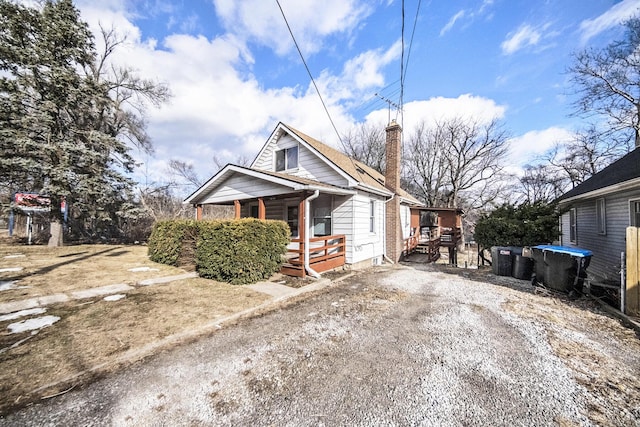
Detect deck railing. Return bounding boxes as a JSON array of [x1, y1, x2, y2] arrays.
[[281, 234, 346, 278]]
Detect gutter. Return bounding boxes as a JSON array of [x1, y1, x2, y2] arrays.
[[558, 177, 640, 206], [304, 190, 321, 278]]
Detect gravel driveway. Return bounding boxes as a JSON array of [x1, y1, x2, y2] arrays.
[[2, 265, 639, 426]]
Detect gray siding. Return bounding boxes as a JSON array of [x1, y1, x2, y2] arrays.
[[561, 187, 640, 281], [200, 174, 293, 204]]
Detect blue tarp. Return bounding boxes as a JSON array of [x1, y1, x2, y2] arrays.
[[532, 245, 593, 258]]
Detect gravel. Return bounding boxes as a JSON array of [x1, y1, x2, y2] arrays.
[[2, 264, 639, 426]]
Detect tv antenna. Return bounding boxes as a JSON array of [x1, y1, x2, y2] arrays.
[[375, 93, 401, 123]]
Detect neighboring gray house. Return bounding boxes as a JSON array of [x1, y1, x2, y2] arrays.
[[557, 148, 640, 282]]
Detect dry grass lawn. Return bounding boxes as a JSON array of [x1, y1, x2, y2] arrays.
[[0, 242, 270, 414]]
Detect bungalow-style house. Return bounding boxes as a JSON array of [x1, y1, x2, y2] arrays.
[[185, 121, 423, 277], [556, 147, 640, 283]]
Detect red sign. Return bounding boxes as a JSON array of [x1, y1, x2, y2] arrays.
[[14, 193, 51, 211]]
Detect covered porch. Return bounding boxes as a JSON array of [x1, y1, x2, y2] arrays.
[[186, 165, 352, 278]]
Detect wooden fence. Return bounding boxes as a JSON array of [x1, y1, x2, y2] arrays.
[[627, 227, 640, 316]]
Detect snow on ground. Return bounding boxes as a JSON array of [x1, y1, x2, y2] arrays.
[[0, 267, 23, 273], [3, 254, 25, 259], [0, 308, 47, 322], [104, 294, 126, 302], [128, 267, 159, 272], [8, 316, 60, 334]]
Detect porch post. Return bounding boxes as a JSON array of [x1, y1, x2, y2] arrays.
[[298, 193, 306, 278], [234, 200, 241, 219], [258, 197, 266, 220], [195, 204, 203, 221]]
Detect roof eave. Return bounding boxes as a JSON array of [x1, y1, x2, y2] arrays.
[[557, 177, 640, 206]]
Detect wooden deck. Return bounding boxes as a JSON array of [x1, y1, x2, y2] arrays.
[[281, 234, 346, 278]]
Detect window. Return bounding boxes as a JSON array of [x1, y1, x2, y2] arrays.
[[312, 196, 332, 236], [569, 208, 577, 243], [631, 200, 640, 226], [286, 205, 299, 237], [596, 198, 606, 235], [369, 200, 376, 233], [275, 146, 298, 171]]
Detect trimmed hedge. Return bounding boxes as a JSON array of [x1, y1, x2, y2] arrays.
[[148, 218, 290, 285], [147, 220, 199, 266]]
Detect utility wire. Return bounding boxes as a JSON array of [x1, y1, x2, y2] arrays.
[[275, 0, 364, 181], [397, 0, 405, 123], [275, 0, 344, 148], [403, 0, 422, 84]]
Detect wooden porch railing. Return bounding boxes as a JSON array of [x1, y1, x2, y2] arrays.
[[281, 234, 346, 278]]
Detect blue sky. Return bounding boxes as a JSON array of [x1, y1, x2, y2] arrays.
[[74, 0, 640, 187]]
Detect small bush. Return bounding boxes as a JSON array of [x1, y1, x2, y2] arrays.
[[196, 219, 290, 285]]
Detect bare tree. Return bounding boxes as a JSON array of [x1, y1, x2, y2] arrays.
[[516, 164, 567, 203], [404, 121, 450, 206], [439, 117, 509, 209], [542, 125, 626, 188], [340, 121, 386, 174], [568, 16, 640, 148]]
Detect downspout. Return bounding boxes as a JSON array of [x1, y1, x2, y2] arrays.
[[383, 194, 396, 264], [304, 190, 321, 278]]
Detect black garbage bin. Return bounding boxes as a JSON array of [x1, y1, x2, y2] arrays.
[[512, 254, 534, 280], [531, 245, 592, 292], [491, 246, 516, 276]]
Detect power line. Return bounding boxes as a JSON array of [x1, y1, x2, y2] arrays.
[[403, 0, 422, 84], [397, 0, 405, 122], [275, 0, 344, 148]]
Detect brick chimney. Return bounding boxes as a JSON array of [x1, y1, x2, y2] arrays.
[[385, 120, 403, 262]]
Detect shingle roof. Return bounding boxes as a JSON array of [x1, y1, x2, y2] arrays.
[[284, 124, 423, 205], [557, 147, 640, 201]]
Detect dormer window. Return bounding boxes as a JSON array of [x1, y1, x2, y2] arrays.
[[275, 146, 298, 171]]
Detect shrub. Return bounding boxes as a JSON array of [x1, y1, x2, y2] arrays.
[[147, 220, 199, 266], [474, 201, 559, 249], [196, 219, 290, 285]]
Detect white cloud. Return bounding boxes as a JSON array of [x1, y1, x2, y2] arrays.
[[364, 94, 507, 132], [212, 0, 373, 56], [440, 10, 465, 36], [501, 24, 542, 55], [507, 127, 573, 169], [579, 0, 640, 43]]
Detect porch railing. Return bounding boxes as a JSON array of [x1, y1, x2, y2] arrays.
[[281, 234, 346, 278]]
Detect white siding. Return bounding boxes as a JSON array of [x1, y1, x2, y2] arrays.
[[349, 192, 385, 264], [200, 174, 294, 204], [333, 195, 354, 263], [253, 134, 349, 187]]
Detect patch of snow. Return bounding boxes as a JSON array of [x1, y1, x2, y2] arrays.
[[0, 267, 23, 273], [3, 254, 25, 259], [104, 294, 126, 302], [8, 315, 60, 334], [128, 267, 159, 272], [0, 308, 46, 322], [0, 281, 17, 291]]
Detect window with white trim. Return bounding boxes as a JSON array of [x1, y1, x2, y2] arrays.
[[275, 146, 298, 171], [569, 208, 577, 243], [312, 196, 332, 237], [369, 200, 376, 233], [596, 198, 606, 235]]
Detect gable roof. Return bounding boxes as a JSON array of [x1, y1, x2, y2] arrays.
[[557, 148, 640, 203], [184, 164, 355, 204], [283, 124, 422, 205]]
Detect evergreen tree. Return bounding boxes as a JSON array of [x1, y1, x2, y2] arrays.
[[0, 0, 168, 245]]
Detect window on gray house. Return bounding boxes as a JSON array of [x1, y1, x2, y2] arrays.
[[631, 200, 640, 226], [569, 208, 577, 243], [596, 198, 606, 235], [249, 204, 259, 218], [275, 146, 298, 171]]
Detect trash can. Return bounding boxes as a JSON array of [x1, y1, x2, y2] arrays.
[[491, 246, 515, 276], [512, 254, 534, 280], [530, 245, 593, 292]]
